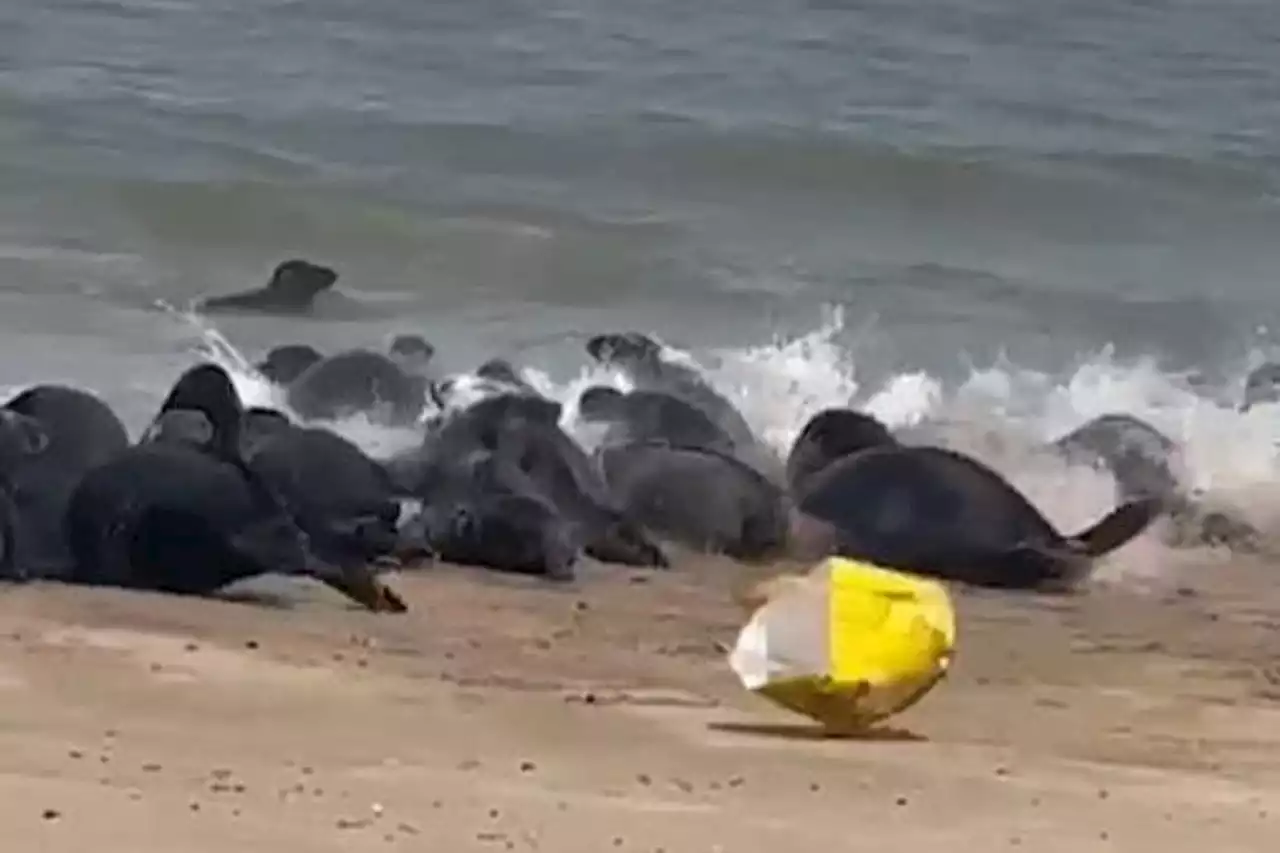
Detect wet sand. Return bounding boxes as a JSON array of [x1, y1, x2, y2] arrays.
[[0, 553, 1276, 852]]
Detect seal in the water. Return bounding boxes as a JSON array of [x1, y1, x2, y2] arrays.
[[597, 441, 790, 561], [577, 385, 736, 455], [1240, 362, 1280, 412], [794, 444, 1162, 591], [583, 332, 763, 458], [256, 344, 325, 385], [197, 259, 339, 316], [402, 448, 578, 580], [285, 349, 428, 426], [785, 408, 898, 494], [1049, 412, 1261, 551], [0, 385, 130, 580], [475, 358, 540, 395], [65, 363, 406, 612], [387, 334, 436, 376]]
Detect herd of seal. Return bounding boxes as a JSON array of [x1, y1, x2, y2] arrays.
[[1, 259, 1277, 615]]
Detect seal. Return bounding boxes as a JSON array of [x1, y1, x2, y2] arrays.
[[197, 259, 339, 316], [0, 408, 49, 476], [285, 349, 428, 426], [65, 362, 406, 612], [256, 344, 325, 385], [583, 332, 762, 456], [475, 358, 541, 395], [0, 481, 18, 581], [1049, 412, 1261, 551], [577, 385, 737, 455], [0, 385, 130, 580], [402, 449, 578, 581], [785, 408, 898, 494], [244, 420, 405, 569], [1241, 362, 1280, 412], [794, 444, 1162, 591], [399, 391, 668, 568], [597, 441, 790, 562], [387, 334, 436, 376]]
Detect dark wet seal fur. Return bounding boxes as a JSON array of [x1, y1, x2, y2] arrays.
[[1049, 412, 1261, 552], [0, 385, 130, 580], [785, 407, 897, 495], [198, 259, 339, 316], [388, 334, 436, 371], [577, 385, 736, 456], [583, 331, 767, 467], [794, 444, 1162, 592], [244, 422, 404, 569], [285, 349, 427, 426], [0, 482, 19, 581], [256, 344, 325, 385], [1241, 361, 1280, 412], [67, 362, 406, 613], [475, 358, 540, 394], [597, 441, 790, 562], [403, 449, 578, 581]]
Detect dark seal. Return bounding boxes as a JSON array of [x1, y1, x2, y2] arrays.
[[197, 259, 339, 316]]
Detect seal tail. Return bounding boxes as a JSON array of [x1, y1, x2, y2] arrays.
[[1066, 496, 1163, 558]]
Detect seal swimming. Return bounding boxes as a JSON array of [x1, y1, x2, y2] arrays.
[[197, 259, 339, 316]]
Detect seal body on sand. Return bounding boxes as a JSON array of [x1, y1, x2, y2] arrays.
[[795, 444, 1162, 591], [1049, 413, 1260, 551], [403, 449, 578, 580], [1, 385, 130, 578], [399, 391, 668, 568], [197, 259, 338, 316], [285, 349, 428, 426], [597, 441, 790, 561], [584, 332, 763, 457], [244, 422, 404, 569], [256, 344, 324, 385], [577, 385, 736, 455], [0, 408, 49, 474], [785, 408, 898, 494], [0, 483, 19, 581], [66, 363, 405, 612]]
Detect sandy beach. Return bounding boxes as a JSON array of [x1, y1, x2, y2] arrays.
[[0, 553, 1275, 853]]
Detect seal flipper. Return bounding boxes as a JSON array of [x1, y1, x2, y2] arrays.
[[1066, 496, 1162, 558], [307, 559, 409, 613]]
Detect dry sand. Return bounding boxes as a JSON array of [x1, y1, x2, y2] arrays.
[[0, 552, 1277, 852]]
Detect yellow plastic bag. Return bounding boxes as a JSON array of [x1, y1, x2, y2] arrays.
[[727, 557, 956, 734]]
